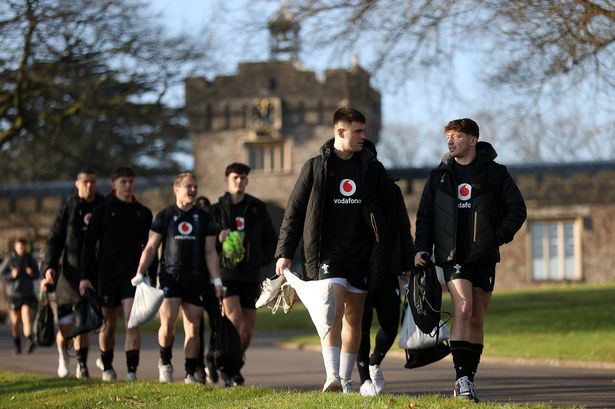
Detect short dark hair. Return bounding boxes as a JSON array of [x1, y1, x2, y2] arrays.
[[444, 118, 479, 139], [196, 196, 211, 210], [333, 107, 366, 125], [111, 166, 136, 181], [225, 162, 251, 177], [76, 167, 96, 178], [15, 237, 27, 246]]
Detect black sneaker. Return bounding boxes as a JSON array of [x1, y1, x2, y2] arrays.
[[231, 372, 245, 387], [26, 337, 36, 354]]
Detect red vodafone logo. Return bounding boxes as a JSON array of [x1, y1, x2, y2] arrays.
[[458, 183, 472, 201], [235, 217, 245, 231], [339, 179, 357, 197], [84, 213, 92, 225], [178, 221, 193, 235]]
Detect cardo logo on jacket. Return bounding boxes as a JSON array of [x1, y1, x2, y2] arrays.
[[457, 183, 472, 208], [334, 179, 362, 205]]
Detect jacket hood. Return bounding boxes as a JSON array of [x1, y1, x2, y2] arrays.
[[319, 138, 377, 161], [439, 141, 497, 168]]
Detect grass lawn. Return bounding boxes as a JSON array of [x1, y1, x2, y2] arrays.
[[263, 283, 615, 362], [0, 371, 560, 409]]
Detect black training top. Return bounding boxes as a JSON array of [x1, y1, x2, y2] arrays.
[[151, 205, 218, 279], [451, 160, 476, 261], [321, 153, 373, 262]]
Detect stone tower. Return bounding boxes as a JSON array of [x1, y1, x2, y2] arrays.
[[185, 6, 381, 206]]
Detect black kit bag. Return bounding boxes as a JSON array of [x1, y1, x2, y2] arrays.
[[34, 294, 55, 347], [212, 305, 243, 374], [68, 291, 103, 339], [404, 341, 451, 369], [409, 258, 443, 334]]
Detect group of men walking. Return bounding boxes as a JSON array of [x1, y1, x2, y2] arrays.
[[3, 107, 526, 403]]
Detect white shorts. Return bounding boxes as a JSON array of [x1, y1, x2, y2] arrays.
[[321, 277, 367, 294]]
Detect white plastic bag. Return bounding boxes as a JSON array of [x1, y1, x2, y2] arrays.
[[398, 301, 450, 349], [127, 281, 164, 329], [283, 269, 335, 340]]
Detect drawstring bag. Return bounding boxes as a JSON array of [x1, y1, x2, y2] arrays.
[[409, 260, 444, 334], [212, 304, 243, 374], [68, 291, 103, 339], [34, 294, 55, 347], [284, 269, 335, 340], [127, 280, 164, 329]]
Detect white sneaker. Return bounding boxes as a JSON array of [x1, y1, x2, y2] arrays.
[[75, 363, 89, 379], [255, 275, 285, 308], [184, 374, 198, 384], [280, 282, 296, 313], [95, 357, 104, 371], [158, 359, 173, 383], [102, 368, 117, 382], [359, 380, 377, 396], [454, 375, 478, 402], [57, 349, 69, 378], [369, 364, 384, 394], [341, 378, 353, 394], [126, 372, 137, 381], [322, 374, 342, 392]]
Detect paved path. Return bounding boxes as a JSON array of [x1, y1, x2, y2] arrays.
[[1, 325, 614, 408]]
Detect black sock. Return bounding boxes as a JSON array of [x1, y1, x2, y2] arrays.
[[185, 358, 198, 376], [468, 343, 484, 382], [101, 350, 114, 371], [126, 349, 139, 373], [369, 351, 385, 366], [13, 337, 21, 353], [76, 348, 89, 367], [159, 346, 173, 365], [450, 340, 473, 380]]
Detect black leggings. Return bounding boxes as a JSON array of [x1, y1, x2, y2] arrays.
[[357, 276, 401, 383], [198, 284, 221, 367]]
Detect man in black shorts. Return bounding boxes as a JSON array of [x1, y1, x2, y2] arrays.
[[1, 238, 39, 355], [210, 162, 277, 386], [40, 167, 103, 378], [80, 167, 154, 381], [275, 107, 398, 393], [134, 172, 224, 384], [414, 118, 526, 402]]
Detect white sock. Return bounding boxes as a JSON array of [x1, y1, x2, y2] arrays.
[[339, 351, 356, 382], [321, 345, 341, 379], [57, 345, 68, 361]]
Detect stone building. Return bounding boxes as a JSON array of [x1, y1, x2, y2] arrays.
[[184, 6, 381, 206]]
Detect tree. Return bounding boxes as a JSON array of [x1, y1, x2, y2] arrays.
[[0, 0, 218, 181]]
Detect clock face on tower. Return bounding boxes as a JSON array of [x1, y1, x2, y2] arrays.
[[250, 97, 281, 132]]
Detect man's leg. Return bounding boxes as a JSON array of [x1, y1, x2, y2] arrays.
[[56, 305, 73, 378], [357, 299, 373, 384], [158, 297, 181, 383], [21, 302, 36, 353], [181, 301, 204, 383], [74, 332, 90, 379], [8, 307, 21, 354], [99, 306, 119, 380], [122, 298, 140, 380], [339, 291, 367, 389], [447, 278, 477, 400], [467, 288, 492, 382], [321, 283, 346, 391]]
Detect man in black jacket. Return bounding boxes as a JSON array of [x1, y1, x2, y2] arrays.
[[275, 107, 398, 393], [210, 162, 277, 386], [40, 167, 103, 378], [414, 118, 526, 402], [80, 167, 154, 382]]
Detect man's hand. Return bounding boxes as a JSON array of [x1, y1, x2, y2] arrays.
[[414, 251, 430, 267], [218, 228, 230, 243], [39, 268, 56, 293], [79, 279, 95, 297], [25, 267, 33, 277], [275, 258, 291, 276], [10, 267, 18, 279], [131, 273, 145, 286], [212, 277, 224, 299]]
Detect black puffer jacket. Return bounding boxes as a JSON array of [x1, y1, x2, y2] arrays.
[[81, 193, 154, 287], [0, 251, 39, 298], [415, 141, 526, 265], [210, 193, 277, 283], [42, 194, 104, 290], [275, 139, 398, 280]]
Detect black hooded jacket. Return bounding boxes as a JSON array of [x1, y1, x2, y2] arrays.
[[414, 141, 527, 265], [210, 193, 277, 283], [275, 139, 398, 280]]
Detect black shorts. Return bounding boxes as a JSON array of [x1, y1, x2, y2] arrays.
[[318, 259, 370, 291], [223, 280, 260, 309], [442, 262, 496, 292], [98, 285, 136, 308], [159, 273, 206, 307], [8, 296, 37, 311]]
